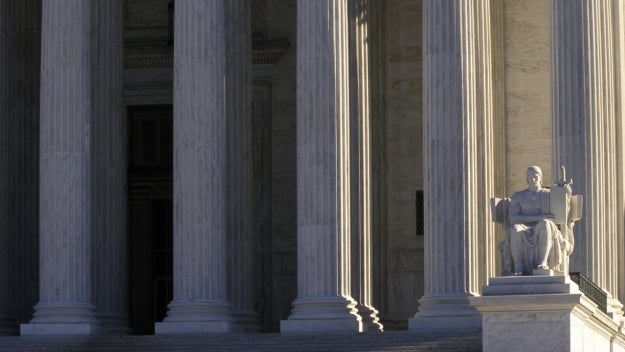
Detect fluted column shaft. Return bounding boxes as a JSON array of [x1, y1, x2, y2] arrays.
[[552, 0, 622, 317], [616, 0, 625, 309], [225, 0, 258, 333], [21, 0, 99, 335], [281, 0, 362, 333], [348, 0, 382, 332], [92, 0, 128, 335], [155, 0, 234, 334], [409, 0, 496, 333]]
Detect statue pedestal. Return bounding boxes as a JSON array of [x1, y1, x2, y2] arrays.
[[532, 268, 554, 276], [470, 275, 625, 352]]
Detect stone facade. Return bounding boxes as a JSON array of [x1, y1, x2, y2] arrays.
[[0, 0, 623, 343]]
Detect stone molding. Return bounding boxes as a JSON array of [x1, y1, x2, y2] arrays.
[[123, 39, 288, 69]]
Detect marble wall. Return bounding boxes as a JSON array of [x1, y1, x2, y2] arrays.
[[265, 0, 298, 332], [123, 0, 172, 106], [382, 0, 424, 329], [1, 0, 41, 328], [503, 0, 553, 192]]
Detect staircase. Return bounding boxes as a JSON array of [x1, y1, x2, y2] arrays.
[[0, 331, 481, 351]]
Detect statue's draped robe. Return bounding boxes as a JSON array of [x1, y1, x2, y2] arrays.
[[505, 189, 568, 274]]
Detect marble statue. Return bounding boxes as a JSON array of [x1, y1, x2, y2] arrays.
[[493, 166, 581, 276]]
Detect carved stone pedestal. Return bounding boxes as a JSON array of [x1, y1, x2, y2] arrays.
[[470, 276, 625, 352]]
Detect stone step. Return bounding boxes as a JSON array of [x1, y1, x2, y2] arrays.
[[0, 332, 481, 352]]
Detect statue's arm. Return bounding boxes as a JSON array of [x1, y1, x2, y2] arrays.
[[508, 199, 524, 225]]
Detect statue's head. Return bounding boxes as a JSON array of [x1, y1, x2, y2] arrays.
[[526, 165, 543, 188]]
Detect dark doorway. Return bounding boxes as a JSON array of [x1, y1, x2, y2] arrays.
[[127, 105, 173, 335]]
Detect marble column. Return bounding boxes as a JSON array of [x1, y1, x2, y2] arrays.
[[409, 0, 497, 333], [225, 0, 259, 332], [155, 0, 234, 334], [0, 0, 41, 335], [348, 0, 382, 332], [21, 1, 100, 335], [92, 0, 129, 335], [551, 0, 623, 320], [615, 0, 625, 309], [366, 0, 386, 320], [281, 0, 362, 333]]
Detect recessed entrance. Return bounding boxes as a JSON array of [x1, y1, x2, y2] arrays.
[[127, 105, 173, 335]]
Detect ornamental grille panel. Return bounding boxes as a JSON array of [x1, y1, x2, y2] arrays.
[[129, 105, 173, 169], [158, 118, 173, 162], [141, 120, 157, 163], [416, 190, 424, 236]]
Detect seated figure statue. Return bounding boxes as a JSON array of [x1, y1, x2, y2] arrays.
[[498, 165, 577, 276]]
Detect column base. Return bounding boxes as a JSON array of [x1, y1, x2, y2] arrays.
[[155, 299, 234, 334], [20, 302, 101, 336], [408, 294, 481, 333], [356, 303, 383, 332], [280, 296, 363, 333]]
